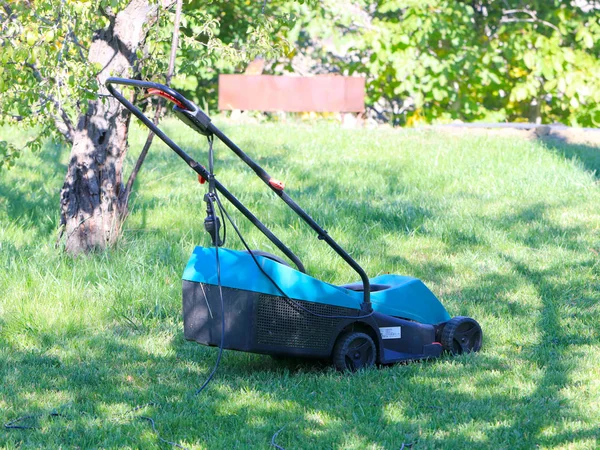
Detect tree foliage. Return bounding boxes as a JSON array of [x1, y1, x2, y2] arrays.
[[279, 0, 600, 126], [171, 0, 296, 108], [2, 0, 599, 174], [0, 0, 292, 169]]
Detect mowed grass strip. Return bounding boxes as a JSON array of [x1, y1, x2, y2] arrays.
[[1, 121, 599, 449]]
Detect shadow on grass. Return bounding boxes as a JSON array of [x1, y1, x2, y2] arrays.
[[427, 197, 599, 447], [1, 326, 411, 449], [4, 208, 598, 448], [3, 130, 599, 449], [451, 258, 596, 448], [3, 319, 596, 449], [126, 154, 435, 279], [496, 201, 590, 251], [540, 136, 600, 178]]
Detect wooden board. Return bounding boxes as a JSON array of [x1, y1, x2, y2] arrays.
[[218, 75, 365, 113]]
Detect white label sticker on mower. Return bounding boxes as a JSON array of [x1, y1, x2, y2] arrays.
[[380, 327, 401, 339]]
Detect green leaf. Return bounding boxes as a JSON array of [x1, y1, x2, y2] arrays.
[[432, 88, 445, 101], [576, 28, 594, 49], [570, 96, 579, 108], [541, 60, 555, 80], [552, 54, 564, 73], [544, 79, 557, 91], [523, 52, 535, 70], [512, 86, 528, 102], [563, 50, 575, 64], [26, 30, 37, 46]]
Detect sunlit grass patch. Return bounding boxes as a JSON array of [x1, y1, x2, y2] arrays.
[[1, 121, 599, 449]]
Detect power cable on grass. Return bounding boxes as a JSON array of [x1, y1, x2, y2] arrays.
[[4, 403, 189, 450], [270, 425, 286, 450]]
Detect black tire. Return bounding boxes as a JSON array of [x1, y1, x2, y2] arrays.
[[241, 250, 290, 267], [332, 332, 376, 372], [441, 316, 482, 355]]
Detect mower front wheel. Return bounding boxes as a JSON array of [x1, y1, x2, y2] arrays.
[[441, 316, 482, 355], [332, 331, 376, 372]]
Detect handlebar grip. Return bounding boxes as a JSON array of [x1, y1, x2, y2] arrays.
[[105, 77, 213, 136], [105, 77, 195, 109], [147, 88, 188, 110]]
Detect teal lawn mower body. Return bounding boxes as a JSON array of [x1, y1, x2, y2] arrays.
[[183, 246, 451, 324], [107, 77, 483, 371]]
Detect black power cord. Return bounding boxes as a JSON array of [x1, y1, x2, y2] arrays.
[[4, 411, 65, 430], [270, 425, 286, 450], [194, 134, 226, 396], [4, 403, 189, 450], [194, 193, 225, 396], [139, 415, 189, 450]]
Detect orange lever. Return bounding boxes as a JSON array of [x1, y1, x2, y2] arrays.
[[269, 178, 285, 191], [147, 88, 188, 110]]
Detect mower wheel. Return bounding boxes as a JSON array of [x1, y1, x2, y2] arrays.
[[333, 331, 376, 372], [441, 316, 482, 355]]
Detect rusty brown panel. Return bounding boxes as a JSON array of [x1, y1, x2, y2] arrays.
[[218, 75, 365, 113], [343, 77, 366, 113]]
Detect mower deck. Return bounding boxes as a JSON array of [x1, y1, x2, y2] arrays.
[[182, 247, 448, 365]]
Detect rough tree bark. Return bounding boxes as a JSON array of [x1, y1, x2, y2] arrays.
[[59, 0, 158, 255]]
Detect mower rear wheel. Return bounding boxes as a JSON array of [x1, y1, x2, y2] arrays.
[[333, 332, 376, 372], [441, 316, 482, 355]]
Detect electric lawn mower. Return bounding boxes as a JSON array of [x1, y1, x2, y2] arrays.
[[106, 77, 483, 371]]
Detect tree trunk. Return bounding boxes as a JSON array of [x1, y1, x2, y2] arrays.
[[60, 0, 157, 255]]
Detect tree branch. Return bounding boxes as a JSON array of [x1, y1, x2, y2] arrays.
[[501, 9, 560, 33], [42, 94, 76, 143], [98, 4, 116, 21], [121, 0, 184, 207], [0, 1, 13, 20], [68, 22, 88, 60], [24, 62, 76, 143]]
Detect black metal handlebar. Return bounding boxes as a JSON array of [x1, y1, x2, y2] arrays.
[[106, 78, 196, 110], [105, 77, 371, 309]]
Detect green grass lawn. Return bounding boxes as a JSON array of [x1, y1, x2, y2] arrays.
[[1, 121, 599, 449]]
